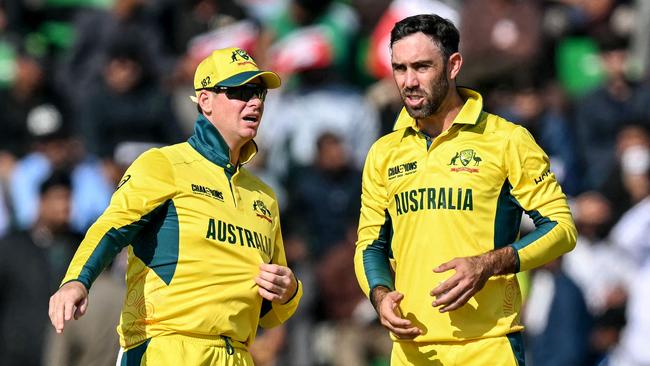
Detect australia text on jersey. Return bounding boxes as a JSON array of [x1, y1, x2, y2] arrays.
[[205, 218, 272, 257], [395, 187, 473, 216]]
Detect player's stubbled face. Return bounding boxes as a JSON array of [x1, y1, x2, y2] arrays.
[[391, 32, 449, 119]]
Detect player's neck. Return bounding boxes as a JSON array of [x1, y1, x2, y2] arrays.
[[417, 89, 464, 138]]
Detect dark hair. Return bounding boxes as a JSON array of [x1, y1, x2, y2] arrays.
[[39, 170, 72, 195], [316, 131, 342, 151], [390, 14, 459, 59]]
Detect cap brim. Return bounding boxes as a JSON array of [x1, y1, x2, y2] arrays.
[[217, 70, 281, 89]]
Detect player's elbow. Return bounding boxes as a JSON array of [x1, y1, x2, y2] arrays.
[[562, 219, 578, 253]]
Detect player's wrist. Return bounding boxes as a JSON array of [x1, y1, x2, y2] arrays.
[[370, 286, 391, 313], [481, 246, 517, 277]]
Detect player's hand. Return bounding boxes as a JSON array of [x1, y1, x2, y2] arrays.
[[48, 281, 89, 333], [255, 263, 298, 304], [430, 256, 490, 312], [374, 288, 423, 339]]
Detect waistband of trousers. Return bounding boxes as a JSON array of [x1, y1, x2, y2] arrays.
[[154, 333, 248, 350]]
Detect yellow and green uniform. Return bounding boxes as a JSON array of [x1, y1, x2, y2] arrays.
[[354, 88, 576, 346], [61, 115, 302, 359]]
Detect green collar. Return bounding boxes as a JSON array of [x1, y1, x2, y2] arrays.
[[187, 114, 257, 172]]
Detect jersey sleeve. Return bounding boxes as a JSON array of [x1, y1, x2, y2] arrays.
[[259, 215, 302, 328], [354, 143, 395, 298], [60, 149, 178, 289], [505, 126, 577, 272]]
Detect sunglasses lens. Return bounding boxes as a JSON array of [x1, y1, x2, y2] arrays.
[[224, 86, 267, 102]]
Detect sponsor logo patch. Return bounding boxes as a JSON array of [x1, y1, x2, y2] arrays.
[[191, 184, 224, 201], [388, 161, 418, 180]]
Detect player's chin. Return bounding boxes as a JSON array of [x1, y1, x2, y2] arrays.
[[240, 126, 258, 139]]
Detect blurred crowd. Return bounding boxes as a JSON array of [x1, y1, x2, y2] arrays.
[[1, 0, 650, 365]]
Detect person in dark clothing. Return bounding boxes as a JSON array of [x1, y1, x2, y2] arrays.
[[287, 132, 362, 260], [0, 171, 80, 366], [525, 259, 592, 366], [75, 34, 182, 158]]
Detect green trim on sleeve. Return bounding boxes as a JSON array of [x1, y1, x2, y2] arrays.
[[76, 226, 133, 289], [493, 180, 523, 250], [510, 210, 558, 272], [131, 200, 180, 285], [362, 209, 395, 297], [76, 199, 180, 288]]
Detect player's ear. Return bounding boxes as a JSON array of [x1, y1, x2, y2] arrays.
[[198, 90, 213, 116], [447, 52, 463, 80]]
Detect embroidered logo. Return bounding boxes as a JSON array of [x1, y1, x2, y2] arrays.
[[449, 149, 482, 173], [253, 200, 272, 223]]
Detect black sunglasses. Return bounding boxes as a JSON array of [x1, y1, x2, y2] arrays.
[[199, 84, 268, 102]]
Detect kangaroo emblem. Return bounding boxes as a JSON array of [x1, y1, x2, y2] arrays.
[[448, 152, 460, 166]]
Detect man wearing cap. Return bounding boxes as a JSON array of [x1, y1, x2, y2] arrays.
[[48, 47, 302, 365]]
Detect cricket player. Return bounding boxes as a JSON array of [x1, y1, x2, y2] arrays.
[[354, 14, 577, 365], [48, 47, 302, 365]]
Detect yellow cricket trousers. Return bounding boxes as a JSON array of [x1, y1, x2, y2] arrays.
[[116, 334, 253, 366], [391, 332, 525, 366]]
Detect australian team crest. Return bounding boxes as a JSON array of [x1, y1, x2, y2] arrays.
[[253, 200, 272, 223], [449, 149, 482, 173]]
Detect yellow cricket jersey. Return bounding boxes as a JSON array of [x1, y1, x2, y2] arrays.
[[61, 115, 302, 349], [354, 88, 577, 342]]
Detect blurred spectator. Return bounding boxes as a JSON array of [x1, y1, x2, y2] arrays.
[[43, 270, 123, 366], [169, 1, 258, 135], [286, 132, 362, 259], [41, 142, 156, 366], [564, 192, 633, 315], [75, 34, 183, 158], [630, 0, 650, 78], [0, 171, 80, 366], [599, 124, 650, 221], [58, 0, 171, 106], [274, 233, 317, 366], [562, 192, 632, 363], [249, 326, 287, 366], [0, 53, 60, 158], [496, 80, 582, 195], [524, 258, 592, 366], [364, 0, 458, 81], [458, 0, 542, 89], [608, 164, 650, 366], [257, 0, 359, 85], [543, 0, 619, 37], [315, 223, 391, 366], [166, 0, 247, 56], [0, 180, 9, 238], [9, 103, 113, 232], [261, 82, 379, 180], [574, 31, 642, 191]]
